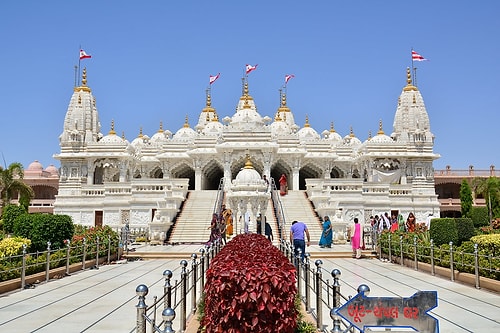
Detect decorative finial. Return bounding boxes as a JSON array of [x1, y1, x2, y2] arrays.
[[240, 78, 253, 107], [368, 130, 372, 140], [349, 126, 355, 137], [304, 115, 310, 127], [109, 120, 116, 135], [122, 131, 126, 139], [377, 119, 385, 135], [74, 67, 91, 92], [202, 88, 216, 113], [277, 89, 290, 113], [138, 127, 143, 138], [244, 155, 254, 169], [183, 115, 190, 128], [158, 121, 164, 133], [403, 67, 418, 91], [330, 121, 336, 133], [82, 68, 87, 86], [275, 111, 282, 121]]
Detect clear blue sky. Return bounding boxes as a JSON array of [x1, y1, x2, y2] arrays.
[[1, 1, 499, 172]]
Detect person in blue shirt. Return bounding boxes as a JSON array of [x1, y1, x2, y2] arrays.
[[290, 220, 310, 261]]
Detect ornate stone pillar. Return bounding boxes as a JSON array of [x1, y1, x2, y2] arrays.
[[119, 160, 127, 183], [87, 160, 94, 185], [292, 167, 300, 191], [194, 159, 202, 191], [162, 161, 171, 179], [223, 152, 232, 191]]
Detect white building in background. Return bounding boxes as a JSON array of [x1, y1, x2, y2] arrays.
[[53, 67, 440, 231]]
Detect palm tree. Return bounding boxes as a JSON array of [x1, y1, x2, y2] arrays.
[[472, 176, 500, 227], [0, 162, 34, 213]]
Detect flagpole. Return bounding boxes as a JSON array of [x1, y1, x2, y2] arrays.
[[411, 48, 417, 86], [78, 45, 82, 86], [74, 65, 78, 87]]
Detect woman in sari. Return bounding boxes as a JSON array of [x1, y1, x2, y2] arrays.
[[406, 212, 416, 232], [319, 216, 333, 248], [279, 174, 288, 196], [206, 213, 220, 245]]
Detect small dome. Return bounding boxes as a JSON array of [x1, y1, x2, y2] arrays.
[[27, 160, 43, 171], [370, 133, 393, 143], [173, 116, 197, 141], [45, 165, 59, 176], [233, 158, 263, 186], [342, 128, 362, 146], [368, 120, 393, 143], [202, 120, 223, 136], [297, 116, 320, 141], [100, 121, 125, 144], [270, 119, 291, 137], [323, 122, 343, 142], [101, 133, 124, 144], [151, 122, 171, 143], [151, 130, 171, 143]]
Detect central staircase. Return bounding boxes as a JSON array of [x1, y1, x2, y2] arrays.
[[278, 190, 323, 244], [167, 190, 218, 244]]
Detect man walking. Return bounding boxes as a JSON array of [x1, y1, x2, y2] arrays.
[[290, 220, 310, 262]]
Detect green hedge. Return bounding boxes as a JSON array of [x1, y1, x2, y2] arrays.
[[429, 218, 458, 246], [454, 218, 476, 246], [470, 206, 489, 228]]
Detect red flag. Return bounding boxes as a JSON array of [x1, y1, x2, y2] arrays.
[[245, 64, 258, 74], [79, 49, 92, 60], [285, 74, 295, 84], [209, 73, 220, 85], [412, 50, 427, 61]]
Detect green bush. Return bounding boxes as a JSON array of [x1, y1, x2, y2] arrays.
[[454, 218, 475, 246], [470, 206, 489, 228], [13, 214, 74, 252], [429, 218, 458, 246], [2, 204, 27, 234]]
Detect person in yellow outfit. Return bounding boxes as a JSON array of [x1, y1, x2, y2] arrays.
[[222, 207, 233, 237]]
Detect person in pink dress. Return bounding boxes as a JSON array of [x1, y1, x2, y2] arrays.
[[349, 217, 364, 259]]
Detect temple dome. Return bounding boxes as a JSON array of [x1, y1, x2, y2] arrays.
[[45, 164, 59, 176], [342, 128, 362, 146], [27, 160, 43, 171], [297, 116, 320, 141], [369, 120, 393, 143], [150, 123, 171, 143], [100, 121, 125, 144], [202, 120, 223, 136], [233, 158, 266, 190], [173, 116, 197, 141]]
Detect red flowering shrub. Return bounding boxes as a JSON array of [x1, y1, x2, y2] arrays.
[[201, 233, 297, 332]]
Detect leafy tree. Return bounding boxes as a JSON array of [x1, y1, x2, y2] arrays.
[[472, 177, 500, 226], [0, 162, 34, 213], [459, 179, 473, 218]]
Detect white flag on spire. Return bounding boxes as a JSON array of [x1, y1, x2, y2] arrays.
[[209, 73, 220, 85], [412, 50, 428, 61], [79, 49, 92, 60], [285, 74, 295, 84], [245, 64, 258, 74]]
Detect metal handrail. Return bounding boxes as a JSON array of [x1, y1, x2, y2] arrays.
[[270, 177, 287, 240]]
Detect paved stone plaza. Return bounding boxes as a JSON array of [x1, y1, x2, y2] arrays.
[[0, 243, 498, 332]]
